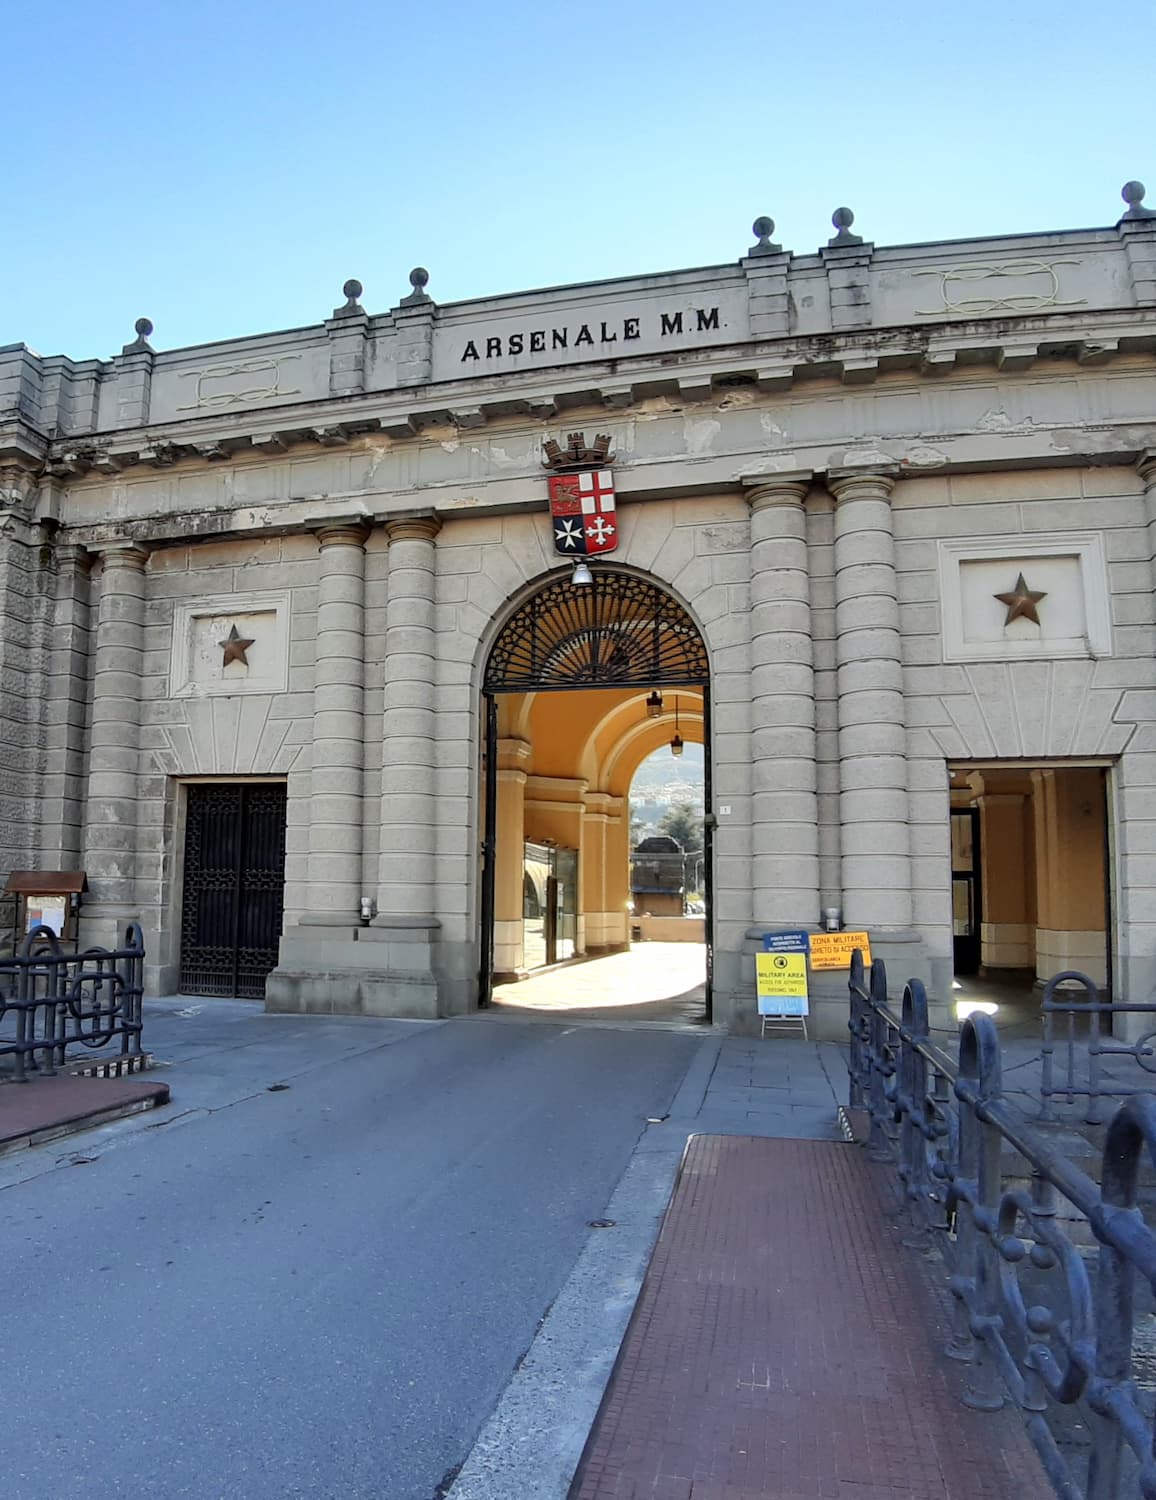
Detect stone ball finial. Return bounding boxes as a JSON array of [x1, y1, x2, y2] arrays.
[[400, 266, 432, 307], [333, 278, 365, 318], [827, 206, 864, 248], [1120, 180, 1156, 222], [748, 216, 781, 257], [122, 316, 155, 354]]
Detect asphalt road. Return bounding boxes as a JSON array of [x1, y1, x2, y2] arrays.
[[1, 1016, 701, 1500]]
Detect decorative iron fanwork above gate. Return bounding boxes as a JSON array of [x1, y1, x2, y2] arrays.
[[484, 571, 708, 692]]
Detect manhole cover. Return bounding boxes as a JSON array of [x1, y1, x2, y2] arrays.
[[588, 1219, 616, 1229]]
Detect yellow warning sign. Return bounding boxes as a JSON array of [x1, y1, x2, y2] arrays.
[[807, 931, 871, 971], [756, 952, 807, 996], [755, 952, 809, 1016]]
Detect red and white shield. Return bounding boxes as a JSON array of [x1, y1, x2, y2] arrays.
[[547, 469, 617, 556]]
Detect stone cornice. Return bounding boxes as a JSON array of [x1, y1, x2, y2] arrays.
[[21, 305, 1156, 482]]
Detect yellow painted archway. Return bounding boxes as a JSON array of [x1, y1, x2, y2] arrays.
[[479, 567, 710, 1010]]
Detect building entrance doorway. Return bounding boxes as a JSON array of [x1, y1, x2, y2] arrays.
[[522, 841, 578, 969], [951, 807, 981, 975], [479, 567, 712, 1023], [948, 763, 1112, 1024], [178, 780, 288, 998]]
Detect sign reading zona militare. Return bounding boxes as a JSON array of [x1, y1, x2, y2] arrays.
[[543, 432, 618, 559], [808, 931, 872, 970]]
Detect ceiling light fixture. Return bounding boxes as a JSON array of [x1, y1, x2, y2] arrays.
[[571, 559, 593, 586]]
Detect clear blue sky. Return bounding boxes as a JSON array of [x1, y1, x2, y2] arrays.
[[4, 0, 1150, 361]]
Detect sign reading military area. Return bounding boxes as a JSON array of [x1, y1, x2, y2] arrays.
[[756, 930, 810, 1018]]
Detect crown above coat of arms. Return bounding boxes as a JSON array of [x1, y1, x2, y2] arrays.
[[542, 432, 614, 470]]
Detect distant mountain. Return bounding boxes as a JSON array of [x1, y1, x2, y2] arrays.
[[630, 742, 704, 794]]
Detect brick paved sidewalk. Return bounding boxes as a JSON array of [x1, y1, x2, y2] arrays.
[[569, 1135, 1048, 1500], [0, 1073, 169, 1154]]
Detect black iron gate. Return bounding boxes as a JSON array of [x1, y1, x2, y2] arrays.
[[179, 781, 288, 998]]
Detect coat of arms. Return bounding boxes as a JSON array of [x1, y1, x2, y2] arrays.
[[543, 432, 617, 558]]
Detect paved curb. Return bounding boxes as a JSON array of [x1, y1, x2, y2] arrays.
[[0, 1077, 171, 1157]]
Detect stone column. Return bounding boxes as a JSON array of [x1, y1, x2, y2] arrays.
[[582, 792, 612, 953], [1031, 768, 1107, 986], [373, 514, 441, 926], [302, 522, 370, 926], [493, 738, 531, 979], [80, 543, 149, 945], [976, 794, 1032, 970], [39, 544, 94, 868], [745, 473, 819, 927], [603, 797, 630, 951], [827, 469, 912, 930]]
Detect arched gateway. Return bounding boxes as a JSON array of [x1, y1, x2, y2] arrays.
[[479, 567, 712, 1014]]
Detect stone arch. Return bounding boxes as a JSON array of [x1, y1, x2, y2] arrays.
[[474, 559, 714, 1008]]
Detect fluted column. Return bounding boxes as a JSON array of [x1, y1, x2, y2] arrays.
[[827, 469, 911, 929], [81, 543, 148, 935], [746, 472, 820, 926], [302, 522, 370, 926], [373, 514, 441, 924]]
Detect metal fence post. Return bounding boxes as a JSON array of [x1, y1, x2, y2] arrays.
[[955, 1015, 1005, 1410], [866, 958, 892, 1163], [848, 948, 866, 1109], [1087, 1096, 1156, 1499]]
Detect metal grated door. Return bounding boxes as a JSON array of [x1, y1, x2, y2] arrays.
[[179, 782, 288, 998]]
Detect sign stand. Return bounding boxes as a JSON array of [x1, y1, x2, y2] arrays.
[[755, 931, 810, 1040]]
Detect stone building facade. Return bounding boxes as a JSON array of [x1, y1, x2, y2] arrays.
[[3, 186, 1156, 1039]]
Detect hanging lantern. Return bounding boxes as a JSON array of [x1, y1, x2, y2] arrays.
[[670, 696, 684, 757], [646, 690, 663, 719]]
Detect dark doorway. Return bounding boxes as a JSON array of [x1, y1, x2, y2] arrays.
[[951, 807, 982, 975], [179, 781, 288, 998]]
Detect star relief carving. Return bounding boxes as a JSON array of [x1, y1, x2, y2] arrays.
[[219, 623, 255, 666], [994, 572, 1047, 627]]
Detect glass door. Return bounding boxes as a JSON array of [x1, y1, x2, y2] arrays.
[[950, 808, 981, 975]]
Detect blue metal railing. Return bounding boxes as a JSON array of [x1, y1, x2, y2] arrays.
[[849, 949, 1156, 1499]]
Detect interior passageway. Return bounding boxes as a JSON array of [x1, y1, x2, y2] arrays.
[[490, 943, 708, 1028]]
